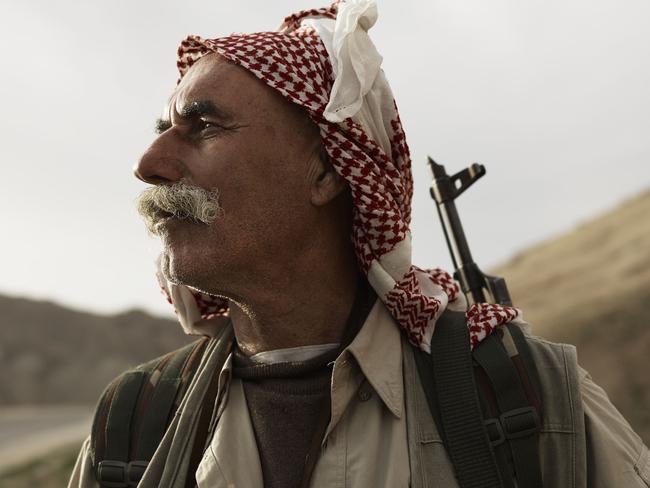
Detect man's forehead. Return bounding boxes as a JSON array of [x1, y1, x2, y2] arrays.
[[167, 54, 229, 114], [163, 53, 279, 122]]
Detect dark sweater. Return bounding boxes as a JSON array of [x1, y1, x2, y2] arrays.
[[232, 348, 336, 488], [231, 279, 376, 488]]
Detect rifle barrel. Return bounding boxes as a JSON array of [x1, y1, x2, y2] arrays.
[[428, 157, 511, 306]]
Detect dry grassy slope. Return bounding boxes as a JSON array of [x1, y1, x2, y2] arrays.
[[492, 189, 650, 443], [0, 296, 192, 405]]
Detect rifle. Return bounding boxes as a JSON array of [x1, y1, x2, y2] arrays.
[[428, 157, 512, 307]]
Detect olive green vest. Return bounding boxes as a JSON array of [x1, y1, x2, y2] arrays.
[[402, 332, 587, 487]]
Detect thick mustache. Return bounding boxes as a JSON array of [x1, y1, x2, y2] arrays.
[[136, 182, 223, 235]]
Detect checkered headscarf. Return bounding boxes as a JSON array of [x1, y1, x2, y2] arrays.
[[159, 0, 522, 352]]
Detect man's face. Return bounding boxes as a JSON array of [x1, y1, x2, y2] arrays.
[[135, 54, 323, 297]]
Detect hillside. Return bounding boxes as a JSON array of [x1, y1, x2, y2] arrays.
[[0, 296, 191, 405], [492, 189, 650, 443]]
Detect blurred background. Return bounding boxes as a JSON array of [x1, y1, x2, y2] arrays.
[[0, 0, 648, 485]]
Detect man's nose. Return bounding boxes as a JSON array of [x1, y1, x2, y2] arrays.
[[133, 136, 186, 185]]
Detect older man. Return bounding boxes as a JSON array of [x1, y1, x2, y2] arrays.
[[69, 1, 650, 487]]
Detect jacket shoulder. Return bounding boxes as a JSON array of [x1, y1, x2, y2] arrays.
[[520, 332, 583, 433], [524, 333, 579, 374]]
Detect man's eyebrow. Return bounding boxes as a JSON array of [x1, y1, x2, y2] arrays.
[[154, 118, 172, 134], [154, 100, 235, 135], [179, 100, 234, 121]]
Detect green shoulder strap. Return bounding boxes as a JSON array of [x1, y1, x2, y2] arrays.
[[91, 337, 209, 488]]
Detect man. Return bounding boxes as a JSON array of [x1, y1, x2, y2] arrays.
[[69, 1, 650, 487]]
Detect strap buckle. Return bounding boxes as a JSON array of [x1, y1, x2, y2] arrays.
[[97, 460, 149, 487], [484, 418, 505, 447], [484, 406, 540, 447], [500, 406, 540, 440]]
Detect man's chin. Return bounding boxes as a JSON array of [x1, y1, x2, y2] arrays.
[[159, 252, 180, 285], [160, 248, 211, 292], [158, 229, 195, 280], [159, 250, 193, 285]]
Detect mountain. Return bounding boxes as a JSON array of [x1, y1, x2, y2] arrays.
[[492, 189, 650, 443], [0, 296, 191, 405]]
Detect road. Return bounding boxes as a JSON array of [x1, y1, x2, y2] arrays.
[[0, 405, 92, 472]]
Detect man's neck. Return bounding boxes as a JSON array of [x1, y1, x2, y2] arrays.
[[229, 248, 363, 357]]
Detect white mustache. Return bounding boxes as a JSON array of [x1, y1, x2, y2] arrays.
[[136, 182, 224, 235]]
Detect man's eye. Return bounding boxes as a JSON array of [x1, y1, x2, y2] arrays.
[[199, 120, 219, 131]]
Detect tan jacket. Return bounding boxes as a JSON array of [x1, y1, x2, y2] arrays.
[[68, 300, 650, 487]]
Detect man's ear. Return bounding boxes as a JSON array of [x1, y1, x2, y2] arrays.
[[309, 148, 347, 206]]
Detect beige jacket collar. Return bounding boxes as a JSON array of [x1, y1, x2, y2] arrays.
[[326, 298, 404, 438], [345, 298, 403, 418]]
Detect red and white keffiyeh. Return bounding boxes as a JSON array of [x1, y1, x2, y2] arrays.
[[158, 0, 523, 352]]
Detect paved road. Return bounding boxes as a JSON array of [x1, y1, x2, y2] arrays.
[[0, 405, 92, 472]]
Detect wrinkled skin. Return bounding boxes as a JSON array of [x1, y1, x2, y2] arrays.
[[134, 54, 360, 355]]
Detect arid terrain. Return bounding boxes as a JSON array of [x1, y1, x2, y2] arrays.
[[0, 296, 192, 486], [0, 297, 191, 405], [492, 189, 650, 443], [0, 189, 648, 485]]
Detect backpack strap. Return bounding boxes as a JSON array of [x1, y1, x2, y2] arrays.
[[91, 337, 209, 488], [413, 311, 544, 488], [473, 325, 543, 488], [414, 310, 504, 488], [131, 339, 199, 462]]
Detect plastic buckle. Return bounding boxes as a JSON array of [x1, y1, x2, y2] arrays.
[[97, 460, 128, 488], [500, 406, 540, 439], [97, 460, 149, 487], [484, 418, 505, 447]]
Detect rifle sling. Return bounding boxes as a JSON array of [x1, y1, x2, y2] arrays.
[[474, 366, 516, 488], [507, 323, 543, 415], [473, 333, 543, 488]]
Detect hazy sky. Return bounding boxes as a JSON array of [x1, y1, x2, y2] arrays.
[[1, 0, 648, 318]]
